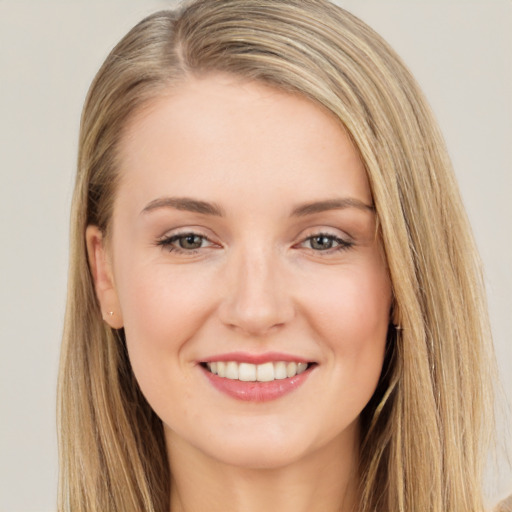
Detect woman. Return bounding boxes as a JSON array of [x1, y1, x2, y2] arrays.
[[57, 1, 497, 510]]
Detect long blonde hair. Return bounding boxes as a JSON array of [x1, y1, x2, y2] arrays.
[[58, 1, 496, 510]]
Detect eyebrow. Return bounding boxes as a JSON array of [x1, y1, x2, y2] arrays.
[[140, 196, 374, 217], [291, 198, 375, 216], [140, 197, 225, 216]]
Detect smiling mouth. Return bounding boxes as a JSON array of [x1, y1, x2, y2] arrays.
[[202, 361, 314, 382]]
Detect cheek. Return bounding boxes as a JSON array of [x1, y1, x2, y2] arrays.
[[116, 256, 211, 331], [113, 260, 213, 377], [305, 262, 391, 347], [303, 261, 391, 401], [113, 255, 236, 408]]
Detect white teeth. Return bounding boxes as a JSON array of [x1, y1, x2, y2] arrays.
[[274, 361, 287, 380], [238, 362, 256, 382], [297, 362, 308, 374], [286, 362, 297, 378], [205, 361, 310, 381], [216, 361, 226, 377], [225, 361, 238, 379], [257, 362, 274, 382]]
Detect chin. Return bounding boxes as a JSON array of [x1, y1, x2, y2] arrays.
[[204, 437, 310, 470], [173, 417, 352, 472]]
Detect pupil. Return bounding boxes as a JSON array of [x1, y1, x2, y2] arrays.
[[312, 236, 333, 250], [180, 235, 202, 249]]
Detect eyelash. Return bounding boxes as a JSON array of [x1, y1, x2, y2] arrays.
[[156, 231, 354, 255], [298, 232, 354, 253], [156, 232, 213, 254]]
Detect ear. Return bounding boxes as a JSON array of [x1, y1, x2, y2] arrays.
[[85, 225, 124, 329]]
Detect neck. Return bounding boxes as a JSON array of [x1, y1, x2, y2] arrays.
[[166, 427, 359, 512]]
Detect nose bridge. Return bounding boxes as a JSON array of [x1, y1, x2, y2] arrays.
[[219, 241, 293, 335]]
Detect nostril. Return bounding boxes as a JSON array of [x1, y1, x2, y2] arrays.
[[218, 299, 295, 336]]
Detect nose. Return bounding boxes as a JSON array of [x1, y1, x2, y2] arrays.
[[217, 246, 295, 336]]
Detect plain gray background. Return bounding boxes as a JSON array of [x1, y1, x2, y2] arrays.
[[1, 1, 510, 510]]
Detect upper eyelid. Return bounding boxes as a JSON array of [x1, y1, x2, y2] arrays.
[[298, 233, 352, 247], [159, 232, 215, 245], [297, 227, 353, 242], [157, 228, 214, 241], [302, 233, 347, 241]]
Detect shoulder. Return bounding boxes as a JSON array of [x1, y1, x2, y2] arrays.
[[493, 495, 512, 512]]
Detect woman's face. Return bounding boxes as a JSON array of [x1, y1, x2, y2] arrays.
[[88, 74, 392, 470]]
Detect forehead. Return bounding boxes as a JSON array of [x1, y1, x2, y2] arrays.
[[115, 74, 371, 213]]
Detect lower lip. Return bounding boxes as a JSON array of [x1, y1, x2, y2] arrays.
[[202, 366, 314, 402]]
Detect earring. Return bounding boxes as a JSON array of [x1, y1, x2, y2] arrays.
[[393, 324, 402, 331]]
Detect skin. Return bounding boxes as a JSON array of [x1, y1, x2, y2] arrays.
[[87, 74, 392, 512]]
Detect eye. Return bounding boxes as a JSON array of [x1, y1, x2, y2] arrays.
[[175, 233, 206, 250], [300, 233, 353, 252], [157, 232, 214, 253]]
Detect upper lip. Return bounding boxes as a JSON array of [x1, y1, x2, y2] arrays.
[[200, 352, 313, 365]]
